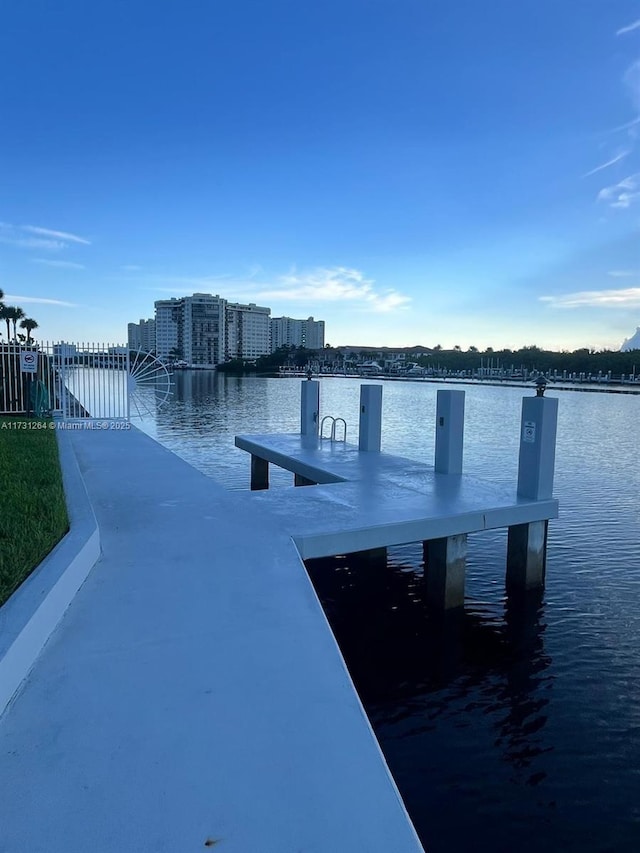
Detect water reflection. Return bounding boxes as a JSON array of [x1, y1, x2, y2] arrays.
[[305, 550, 553, 795]]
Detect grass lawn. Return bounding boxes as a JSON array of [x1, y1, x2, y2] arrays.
[[0, 419, 69, 607]]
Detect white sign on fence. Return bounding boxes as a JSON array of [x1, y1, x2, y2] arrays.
[[19, 351, 38, 374]]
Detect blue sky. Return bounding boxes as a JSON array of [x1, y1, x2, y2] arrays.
[[1, 0, 639, 350]]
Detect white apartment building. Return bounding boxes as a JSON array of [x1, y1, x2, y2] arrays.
[[226, 303, 270, 361], [270, 316, 325, 352], [182, 293, 226, 367], [155, 294, 226, 367], [153, 294, 272, 366], [154, 299, 182, 361], [127, 318, 156, 352]]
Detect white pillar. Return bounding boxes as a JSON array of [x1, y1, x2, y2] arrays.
[[434, 390, 465, 474], [507, 395, 558, 590], [515, 396, 558, 499], [300, 380, 319, 437], [358, 384, 382, 451]]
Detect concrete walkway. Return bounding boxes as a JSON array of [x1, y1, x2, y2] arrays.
[[0, 427, 423, 853]]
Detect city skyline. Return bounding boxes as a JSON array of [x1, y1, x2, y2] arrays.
[[1, 1, 639, 351]]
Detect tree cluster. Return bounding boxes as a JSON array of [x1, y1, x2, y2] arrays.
[[0, 289, 39, 344], [218, 345, 311, 373]]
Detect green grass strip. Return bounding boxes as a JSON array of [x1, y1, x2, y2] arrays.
[[0, 419, 69, 607]]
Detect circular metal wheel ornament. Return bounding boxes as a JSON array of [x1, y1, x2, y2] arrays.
[[127, 349, 173, 419]]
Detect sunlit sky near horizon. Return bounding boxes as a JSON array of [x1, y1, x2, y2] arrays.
[[1, 0, 640, 351]]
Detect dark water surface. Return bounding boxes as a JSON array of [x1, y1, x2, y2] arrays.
[[139, 373, 640, 852]]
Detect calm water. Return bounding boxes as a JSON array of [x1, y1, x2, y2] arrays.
[[139, 373, 640, 852]]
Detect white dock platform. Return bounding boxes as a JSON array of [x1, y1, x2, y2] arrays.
[[234, 434, 559, 560], [0, 428, 424, 853]]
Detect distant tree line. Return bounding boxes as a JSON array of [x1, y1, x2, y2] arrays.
[[411, 345, 639, 376], [218, 343, 639, 378]]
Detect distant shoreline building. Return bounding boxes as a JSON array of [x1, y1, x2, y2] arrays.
[[129, 299, 326, 366], [226, 302, 271, 362], [127, 318, 156, 353], [270, 316, 325, 353], [151, 294, 271, 367]]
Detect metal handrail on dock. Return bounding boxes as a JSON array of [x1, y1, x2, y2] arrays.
[[320, 415, 347, 442]]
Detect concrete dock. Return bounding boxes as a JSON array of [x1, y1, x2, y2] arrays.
[[235, 382, 559, 605], [234, 432, 558, 560], [0, 427, 424, 853]]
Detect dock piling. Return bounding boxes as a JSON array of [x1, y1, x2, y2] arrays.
[[359, 385, 383, 452], [294, 473, 316, 487], [434, 390, 465, 474], [250, 455, 269, 491], [301, 380, 320, 437], [423, 533, 467, 610], [507, 520, 548, 590], [514, 395, 558, 501], [506, 395, 558, 589]]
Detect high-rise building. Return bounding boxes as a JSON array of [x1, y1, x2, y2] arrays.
[[153, 294, 271, 366], [127, 318, 156, 353], [226, 303, 271, 361], [270, 316, 325, 352], [154, 299, 183, 361], [154, 294, 225, 367], [182, 293, 226, 367]]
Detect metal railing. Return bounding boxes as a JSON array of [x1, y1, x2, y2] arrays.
[[0, 342, 130, 419], [320, 415, 347, 442]]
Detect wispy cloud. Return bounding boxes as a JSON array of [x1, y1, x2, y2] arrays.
[[22, 225, 90, 245], [624, 60, 640, 111], [2, 293, 78, 307], [121, 264, 142, 272], [597, 59, 640, 181], [583, 150, 629, 177], [247, 264, 263, 279], [608, 115, 640, 134], [617, 19, 640, 36], [597, 172, 640, 208], [139, 266, 411, 314], [608, 269, 640, 277], [255, 267, 412, 313], [0, 222, 90, 251], [541, 288, 640, 309], [32, 258, 85, 270], [0, 223, 65, 250]]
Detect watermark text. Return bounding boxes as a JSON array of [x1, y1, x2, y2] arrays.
[[1, 420, 132, 431]]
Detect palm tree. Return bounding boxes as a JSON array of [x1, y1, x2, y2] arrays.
[[10, 307, 25, 342], [0, 304, 13, 342], [20, 317, 38, 344]]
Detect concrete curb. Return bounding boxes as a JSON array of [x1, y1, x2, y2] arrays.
[[0, 429, 101, 717]]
